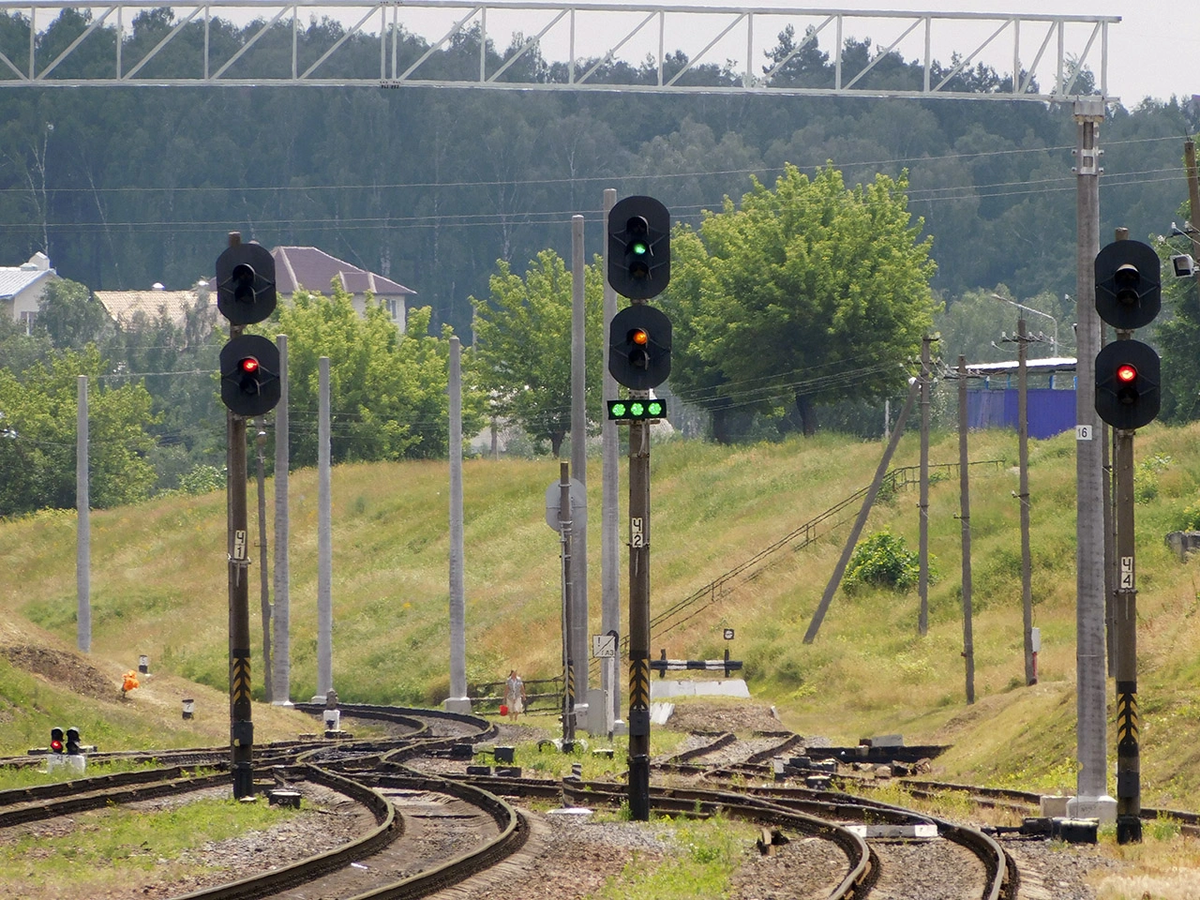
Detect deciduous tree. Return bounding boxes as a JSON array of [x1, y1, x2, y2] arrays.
[[663, 163, 937, 440], [471, 250, 604, 457]]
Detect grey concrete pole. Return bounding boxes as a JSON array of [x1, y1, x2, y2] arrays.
[[570, 214, 589, 707], [447, 336, 470, 710], [957, 356, 974, 704], [1072, 99, 1109, 810], [601, 188, 622, 731], [316, 356, 333, 699], [559, 461, 576, 747], [272, 334, 291, 704], [76, 375, 90, 653]]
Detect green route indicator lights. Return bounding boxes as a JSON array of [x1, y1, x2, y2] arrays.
[[607, 398, 666, 421]]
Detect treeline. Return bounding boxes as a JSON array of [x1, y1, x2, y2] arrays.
[[1, 8, 1198, 517], [0, 7, 1195, 339]]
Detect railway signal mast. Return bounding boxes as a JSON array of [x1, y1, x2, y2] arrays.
[[1093, 237, 1162, 844], [607, 196, 671, 822], [216, 235, 279, 799]]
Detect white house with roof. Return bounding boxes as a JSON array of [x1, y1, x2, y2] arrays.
[[0, 252, 57, 333], [271, 246, 415, 331]]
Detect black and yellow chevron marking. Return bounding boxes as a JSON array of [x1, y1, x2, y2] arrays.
[[1116, 689, 1139, 748], [629, 658, 650, 710], [566, 663, 575, 703], [231, 656, 252, 704]]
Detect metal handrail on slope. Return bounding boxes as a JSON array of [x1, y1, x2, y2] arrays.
[[590, 459, 1004, 677]]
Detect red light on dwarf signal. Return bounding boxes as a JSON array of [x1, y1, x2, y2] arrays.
[[240, 357, 260, 375], [1117, 363, 1138, 384], [50, 738, 63, 752]]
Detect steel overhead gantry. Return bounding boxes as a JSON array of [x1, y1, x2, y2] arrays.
[[0, 2, 1116, 101]]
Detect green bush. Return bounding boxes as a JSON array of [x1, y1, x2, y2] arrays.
[[844, 531, 922, 594]]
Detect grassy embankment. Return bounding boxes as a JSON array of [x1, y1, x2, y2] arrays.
[[3, 423, 1200, 806]]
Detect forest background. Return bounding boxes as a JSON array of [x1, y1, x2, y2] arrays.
[[0, 8, 1198, 515]]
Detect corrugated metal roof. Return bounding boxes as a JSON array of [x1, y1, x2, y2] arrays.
[[0, 260, 54, 299]]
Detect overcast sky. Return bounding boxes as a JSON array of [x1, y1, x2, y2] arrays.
[[710, 1, 1197, 105], [217, 2, 1197, 105]]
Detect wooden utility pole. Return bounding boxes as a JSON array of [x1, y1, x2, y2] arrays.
[[918, 336, 933, 636], [1017, 319, 1035, 685], [957, 356, 975, 704], [805, 376, 919, 643]]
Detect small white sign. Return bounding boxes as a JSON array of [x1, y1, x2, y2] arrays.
[[233, 530, 248, 560], [631, 517, 644, 548], [1076, 425, 1093, 441], [1120, 556, 1134, 590], [593, 634, 616, 659]]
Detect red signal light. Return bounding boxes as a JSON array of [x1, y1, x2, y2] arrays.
[[1116, 363, 1137, 384], [50, 738, 63, 752], [240, 357, 260, 375]]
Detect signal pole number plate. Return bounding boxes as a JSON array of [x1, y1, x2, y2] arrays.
[[631, 517, 644, 548], [1120, 556, 1134, 590]]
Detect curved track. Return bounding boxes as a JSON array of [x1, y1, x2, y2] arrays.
[[20, 704, 1200, 898]]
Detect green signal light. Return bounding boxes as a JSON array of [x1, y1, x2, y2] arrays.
[[608, 398, 668, 421], [631, 240, 649, 256]]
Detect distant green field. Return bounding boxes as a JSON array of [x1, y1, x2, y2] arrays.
[[3, 422, 1200, 806]]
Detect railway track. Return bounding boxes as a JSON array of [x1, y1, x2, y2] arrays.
[[5, 703, 1193, 898]]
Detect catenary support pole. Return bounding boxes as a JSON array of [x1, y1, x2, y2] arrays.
[[1072, 98, 1109, 812], [559, 461, 576, 748], [601, 188, 623, 733], [272, 334, 291, 704], [957, 356, 975, 704], [76, 375, 90, 653], [316, 356, 333, 699], [570, 214, 589, 711], [447, 336, 469, 710], [805, 375, 919, 643]]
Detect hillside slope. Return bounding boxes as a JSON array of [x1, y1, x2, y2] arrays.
[[2, 425, 1200, 804]]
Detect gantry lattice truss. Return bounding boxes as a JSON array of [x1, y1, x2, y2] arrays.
[[0, 2, 1118, 100]]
